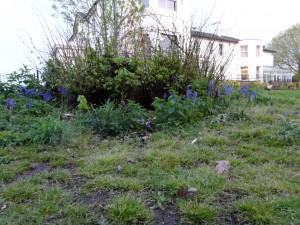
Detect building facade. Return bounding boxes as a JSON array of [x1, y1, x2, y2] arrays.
[[63, 0, 292, 83]]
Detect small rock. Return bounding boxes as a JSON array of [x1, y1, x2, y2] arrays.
[[215, 160, 230, 175], [1, 204, 7, 211], [126, 155, 134, 163], [60, 113, 75, 121], [116, 165, 122, 173], [141, 136, 149, 142], [187, 187, 197, 199]]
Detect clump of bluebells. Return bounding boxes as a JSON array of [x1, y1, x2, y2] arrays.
[[5, 98, 17, 111]]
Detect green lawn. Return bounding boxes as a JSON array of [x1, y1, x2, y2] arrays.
[[1, 90, 300, 224]]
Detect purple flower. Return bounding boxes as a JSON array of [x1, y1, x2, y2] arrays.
[[26, 88, 36, 96], [36, 91, 44, 96], [5, 98, 17, 110], [249, 91, 257, 100], [58, 87, 67, 95], [163, 93, 167, 100], [241, 85, 248, 95], [223, 85, 233, 95], [173, 76, 179, 82], [146, 121, 151, 129], [192, 91, 198, 102], [283, 113, 288, 118], [208, 80, 215, 96], [43, 92, 53, 102], [214, 89, 221, 98], [20, 86, 27, 94], [26, 102, 33, 110], [292, 111, 299, 116], [186, 89, 192, 98], [269, 110, 274, 115]]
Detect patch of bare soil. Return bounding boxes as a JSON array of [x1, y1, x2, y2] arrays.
[[152, 203, 181, 225], [11, 162, 50, 185]]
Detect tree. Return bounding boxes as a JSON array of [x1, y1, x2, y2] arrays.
[[50, 0, 145, 56], [269, 24, 300, 81]]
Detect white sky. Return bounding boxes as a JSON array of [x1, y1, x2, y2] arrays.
[[0, 0, 299, 74]]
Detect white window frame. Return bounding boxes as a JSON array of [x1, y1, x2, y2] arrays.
[[158, 0, 177, 11], [256, 45, 260, 57], [241, 45, 248, 57]]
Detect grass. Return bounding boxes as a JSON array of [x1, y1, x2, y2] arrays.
[[0, 90, 300, 224]]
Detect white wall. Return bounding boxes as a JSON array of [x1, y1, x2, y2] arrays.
[[262, 51, 274, 66], [142, 0, 188, 41], [236, 39, 264, 81]]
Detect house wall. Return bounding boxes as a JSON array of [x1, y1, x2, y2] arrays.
[[262, 51, 274, 66], [142, 0, 188, 43], [235, 39, 264, 81]]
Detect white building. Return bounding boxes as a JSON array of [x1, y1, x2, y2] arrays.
[[63, 0, 292, 83]]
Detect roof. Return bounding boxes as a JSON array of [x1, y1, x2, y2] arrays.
[[263, 66, 292, 74], [263, 47, 276, 53], [191, 31, 240, 43]]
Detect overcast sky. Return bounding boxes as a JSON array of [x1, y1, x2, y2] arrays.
[[0, 0, 299, 74]]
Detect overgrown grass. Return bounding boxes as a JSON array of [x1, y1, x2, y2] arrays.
[[0, 90, 300, 224]]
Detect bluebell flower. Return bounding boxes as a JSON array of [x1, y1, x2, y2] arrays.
[[292, 111, 299, 116], [186, 89, 192, 98], [163, 93, 167, 100], [187, 84, 192, 89], [249, 91, 257, 100], [208, 80, 215, 96], [20, 86, 27, 94], [214, 89, 221, 98], [43, 92, 53, 102], [58, 87, 67, 95], [283, 113, 288, 118], [146, 121, 151, 129], [36, 91, 44, 96], [26, 88, 36, 96], [173, 76, 179, 82], [192, 91, 198, 102], [241, 85, 248, 95], [5, 98, 17, 110], [223, 85, 233, 95], [269, 110, 274, 115], [26, 102, 33, 110]]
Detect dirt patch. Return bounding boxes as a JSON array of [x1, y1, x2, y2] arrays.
[[152, 203, 181, 225], [10, 162, 50, 185], [78, 191, 111, 206]]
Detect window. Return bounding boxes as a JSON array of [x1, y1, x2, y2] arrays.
[[256, 66, 260, 79], [241, 45, 248, 57], [219, 44, 223, 56], [256, 45, 260, 57], [159, 34, 177, 52], [143, 0, 149, 7], [241, 67, 248, 80], [158, 0, 176, 11], [207, 42, 214, 54]]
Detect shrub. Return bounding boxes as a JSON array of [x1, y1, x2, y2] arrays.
[[288, 82, 296, 89], [87, 100, 148, 136]]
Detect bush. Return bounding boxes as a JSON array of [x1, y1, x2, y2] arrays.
[[87, 100, 149, 136]]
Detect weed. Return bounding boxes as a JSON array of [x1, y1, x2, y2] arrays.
[[106, 195, 153, 225]]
